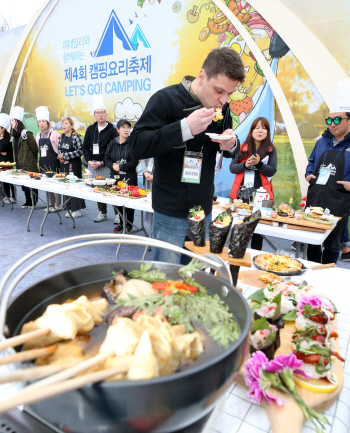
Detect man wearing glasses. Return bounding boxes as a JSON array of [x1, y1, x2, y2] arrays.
[[305, 78, 350, 264], [83, 95, 118, 222]]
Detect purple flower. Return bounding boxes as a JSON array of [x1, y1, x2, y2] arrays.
[[265, 352, 312, 379], [296, 295, 334, 317], [244, 351, 285, 406]]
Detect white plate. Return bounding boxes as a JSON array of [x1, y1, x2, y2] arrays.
[[205, 133, 232, 141], [92, 179, 107, 186]]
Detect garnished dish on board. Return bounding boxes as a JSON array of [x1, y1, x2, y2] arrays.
[[253, 253, 305, 276], [303, 207, 335, 225]]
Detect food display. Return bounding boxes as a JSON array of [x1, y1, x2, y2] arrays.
[[247, 280, 344, 391], [209, 211, 232, 254], [257, 272, 283, 284], [17, 261, 241, 382], [303, 207, 334, 225], [228, 210, 261, 258], [212, 106, 223, 122], [93, 185, 147, 199], [254, 253, 304, 274], [54, 173, 66, 178], [249, 317, 280, 360], [0, 161, 16, 167], [186, 205, 206, 247], [28, 172, 41, 178]]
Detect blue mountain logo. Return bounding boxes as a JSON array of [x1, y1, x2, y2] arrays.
[[91, 10, 150, 57]]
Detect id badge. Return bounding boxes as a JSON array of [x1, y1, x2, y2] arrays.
[[41, 147, 47, 158], [244, 170, 255, 186], [181, 151, 203, 184], [316, 168, 331, 185], [119, 171, 126, 175], [93, 143, 99, 155], [114, 175, 120, 180]]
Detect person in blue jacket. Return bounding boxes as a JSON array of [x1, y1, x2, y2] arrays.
[[305, 107, 350, 264]]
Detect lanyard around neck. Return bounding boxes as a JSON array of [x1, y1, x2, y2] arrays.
[[322, 140, 349, 166], [40, 131, 51, 147]]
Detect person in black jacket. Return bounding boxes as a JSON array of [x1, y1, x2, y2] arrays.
[[105, 120, 139, 233], [82, 98, 118, 222], [0, 113, 16, 203], [129, 48, 245, 264]]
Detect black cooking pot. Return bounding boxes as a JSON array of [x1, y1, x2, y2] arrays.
[[6, 261, 250, 433]]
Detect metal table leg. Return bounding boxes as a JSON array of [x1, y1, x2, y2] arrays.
[[303, 243, 308, 259], [116, 206, 127, 260], [262, 235, 277, 252], [295, 242, 301, 258], [141, 213, 153, 261]]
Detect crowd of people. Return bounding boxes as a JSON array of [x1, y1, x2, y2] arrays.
[[1, 48, 350, 265]]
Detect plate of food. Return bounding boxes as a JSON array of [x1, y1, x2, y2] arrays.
[[303, 207, 334, 225], [0, 162, 16, 168], [205, 132, 233, 140], [253, 253, 306, 276]]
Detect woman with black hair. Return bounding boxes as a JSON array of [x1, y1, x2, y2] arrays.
[[0, 113, 16, 203], [229, 117, 277, 250], [10, 106, 39, 208]]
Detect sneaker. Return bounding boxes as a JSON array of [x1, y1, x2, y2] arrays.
[[114, 224, 123, 233], [9, 198, 16, 204], [21, 202, 32, 209], [65, 212, 71, 218], [94, 211, 108, 222], [340, 251, 350, 262], [291, 241, 304, 253], [3, 198, 10, 204], [72, 210, 82, 218], [114, 217, 120, 225], [43, 207, 55, 212], [126, 224, 133, 233]]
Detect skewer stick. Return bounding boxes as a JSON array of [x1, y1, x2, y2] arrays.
[[0, 328, 50, 351], [0, 363, 76, 384], [22, 351, 114, 392], [0, 345, 57, 366], [0, 365, 128, 415]]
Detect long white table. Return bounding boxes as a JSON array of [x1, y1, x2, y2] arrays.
[[0, 173, 153, 259]]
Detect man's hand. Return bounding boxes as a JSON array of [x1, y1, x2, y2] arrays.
[[144, 171, 153, 181], [113, 163, 119, 171], [211, 129, 237, 151], [337, 180, 350, 191], [58, 154, 65, 163], [1, 152, 6, 156], [186, 108, 215, 136], [88, 160, 99, 170], [306, 174, 316, 183]]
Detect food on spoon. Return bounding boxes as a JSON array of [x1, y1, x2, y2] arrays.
[[209, 211, 232, 254], [21, 296, 108, 350], [213, 106, 224, 122], [186, 205, 206, 247]]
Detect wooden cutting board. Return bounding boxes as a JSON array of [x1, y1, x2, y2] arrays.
[[238, 270, 277, 288], [235, 317, 344, 433], [260, 215, 334, 231]]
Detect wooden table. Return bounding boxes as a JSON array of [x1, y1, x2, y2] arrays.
[[184, 241, 251, 287]]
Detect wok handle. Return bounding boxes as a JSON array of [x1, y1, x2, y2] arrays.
[[310, 263, 336, 270], [0, 234, 233, 337]]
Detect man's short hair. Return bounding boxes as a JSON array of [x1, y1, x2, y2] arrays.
[[202, 48, 245, 83]]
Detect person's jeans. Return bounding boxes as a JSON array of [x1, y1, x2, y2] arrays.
[[340, 214, 350, 248], [152, 211, 211, 264], [98, 201, 107, 215]]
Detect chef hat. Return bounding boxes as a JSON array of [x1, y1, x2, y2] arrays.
[[329, 78, 350, 113], [93, 94, 106, 113], [35, 106, 50, 122], [10, 106, 24, 122], [0, 113, 11, 130]]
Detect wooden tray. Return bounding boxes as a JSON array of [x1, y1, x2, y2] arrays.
[[93, 189, 146, 200], [260, 215, 335, 231], [238, 270, 271, 288], [259, 220, 326, 233], [184, 241, 251, 268], [235, 316, 344, 433]]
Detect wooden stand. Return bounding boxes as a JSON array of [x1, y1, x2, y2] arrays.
[[184, 241, 251, 287]]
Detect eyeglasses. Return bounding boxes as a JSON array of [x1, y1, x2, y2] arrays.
[[325, 117, 349, 126], [94, 111, 106, 115]]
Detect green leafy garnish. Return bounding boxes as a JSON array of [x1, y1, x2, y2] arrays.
[[282, 309, 298, 321], [247, 288, 266, 303], [189, 205, 202, 217], [251, 317, 276, 347], [127, 263, 167, 283]]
